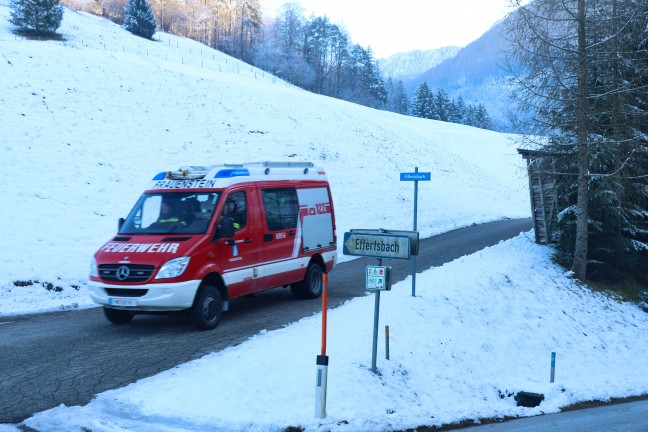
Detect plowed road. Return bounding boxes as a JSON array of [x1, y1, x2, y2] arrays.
[[1, 218, 531, 423]]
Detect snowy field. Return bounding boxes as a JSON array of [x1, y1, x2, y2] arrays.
[[1, 3, 647, 431]]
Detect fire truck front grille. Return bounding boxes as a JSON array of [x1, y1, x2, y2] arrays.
[[99, 264, 155, 282], [104, 288, 149, 297]]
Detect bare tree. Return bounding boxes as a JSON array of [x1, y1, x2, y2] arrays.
[[234, 0, 261, 62], [96, 0, 126, 23], [304, 16, 333, 94], [506, 0, 648, 282], [149, 0, 185, 33], [254, 2, 314, 87]]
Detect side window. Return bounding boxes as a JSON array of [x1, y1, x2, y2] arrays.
[[141, 195, 162, 228], [221, 191, 247, 230], [261, 188, 298, 231]]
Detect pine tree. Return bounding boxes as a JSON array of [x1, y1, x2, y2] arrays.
[[396, 81, 409, 114], [446, 98, 461, 124], [123, 0, 156, 40], [454, 96, 467, 125], [464, 104, 477, 127], [10, 0, 63, 35], [410, 82, 434, 119], [388, 79, 409, 115], [359, 47, 387, 108], [434, 89, 450, 121], [340, 44, 386, 108], [474, 104, 492, 129]]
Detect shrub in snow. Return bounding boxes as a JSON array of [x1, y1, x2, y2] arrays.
[[123, 0, 156, 40], [9, 0, 64, 35]]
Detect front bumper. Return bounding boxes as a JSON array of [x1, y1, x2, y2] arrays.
[[87, 279, 201, 311]]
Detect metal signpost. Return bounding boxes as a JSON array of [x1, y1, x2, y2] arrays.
[[366, 263, 391, 372], [343, 229, 418, 373], [400, 167, 430, 296]]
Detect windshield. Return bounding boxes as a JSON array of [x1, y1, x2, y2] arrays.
[[119, 192, 220, 235]]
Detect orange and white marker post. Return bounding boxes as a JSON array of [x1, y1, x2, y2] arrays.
[[315, 272, 329, 419]]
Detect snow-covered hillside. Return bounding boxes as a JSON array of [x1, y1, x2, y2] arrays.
[[4, 4, 648, 432], [0, 3, 528, 309]]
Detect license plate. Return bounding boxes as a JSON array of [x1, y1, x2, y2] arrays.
[[108, 298, 137, 307]]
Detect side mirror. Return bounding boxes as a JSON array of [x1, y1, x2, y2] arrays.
[[118, 217, 125, 231], [215, 216, 235, 241]]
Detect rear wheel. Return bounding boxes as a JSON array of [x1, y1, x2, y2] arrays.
[[103, 307, 134, 324], [291, 262, 324, 299], [190, 285, 223, 330]]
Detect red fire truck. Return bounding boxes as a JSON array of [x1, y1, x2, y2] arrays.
[[88, 162, 337, 330]]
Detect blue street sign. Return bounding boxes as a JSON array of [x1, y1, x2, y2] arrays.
[[400, 172, 431, 181]]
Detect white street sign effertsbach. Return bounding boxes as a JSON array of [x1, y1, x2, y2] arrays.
[[343, 229, 419, 260]]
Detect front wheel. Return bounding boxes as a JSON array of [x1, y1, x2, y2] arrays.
[[291, 262, 324, 299], [190, 285, 223, 330], [103, 307, 134, 324]]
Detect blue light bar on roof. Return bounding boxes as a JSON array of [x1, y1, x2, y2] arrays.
[[214, 168, 250, 178], [152, 172, 167, 180]]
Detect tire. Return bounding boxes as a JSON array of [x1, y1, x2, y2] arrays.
[[103, 307, 134, 324], [291, 262, 324, 299], [190, 285, 223, 330]]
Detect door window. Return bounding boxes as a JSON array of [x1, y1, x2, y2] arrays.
[[221, 191, 247, 230], [261, 188, 298, 231]]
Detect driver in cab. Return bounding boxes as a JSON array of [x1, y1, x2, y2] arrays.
[[158, 201, 187, 226]]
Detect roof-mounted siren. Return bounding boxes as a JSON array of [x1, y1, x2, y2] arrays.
[[256, 161, 315, 175], [165, 166, 213, 180]]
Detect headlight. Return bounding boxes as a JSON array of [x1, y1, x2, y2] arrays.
[[155, 256, 190, 279], [90, 257, 99, 278]]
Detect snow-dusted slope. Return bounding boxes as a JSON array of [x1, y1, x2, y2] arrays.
[[1, 4, 527, 308], [4, 7, 648, 432]]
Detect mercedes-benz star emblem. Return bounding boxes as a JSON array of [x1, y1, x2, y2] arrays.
[[116, 266, 130, 281]]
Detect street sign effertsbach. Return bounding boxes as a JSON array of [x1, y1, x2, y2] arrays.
[[343, 229, 419, 260], [399, 171, 431, 181]]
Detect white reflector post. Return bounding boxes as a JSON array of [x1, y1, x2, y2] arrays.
[[315, 354, 329, 419]]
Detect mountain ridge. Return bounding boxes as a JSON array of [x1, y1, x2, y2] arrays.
[[377, 46, 461, 82]]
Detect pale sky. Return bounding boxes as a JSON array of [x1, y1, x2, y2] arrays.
[[262, 0, 515, 58]]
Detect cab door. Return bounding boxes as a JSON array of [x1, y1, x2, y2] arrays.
[[256, 186, 302, 288], [213, 188, 263, 297]]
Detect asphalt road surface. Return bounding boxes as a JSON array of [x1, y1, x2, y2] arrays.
[[462, 398, 648, 432], [0, 219, 533, 423]]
